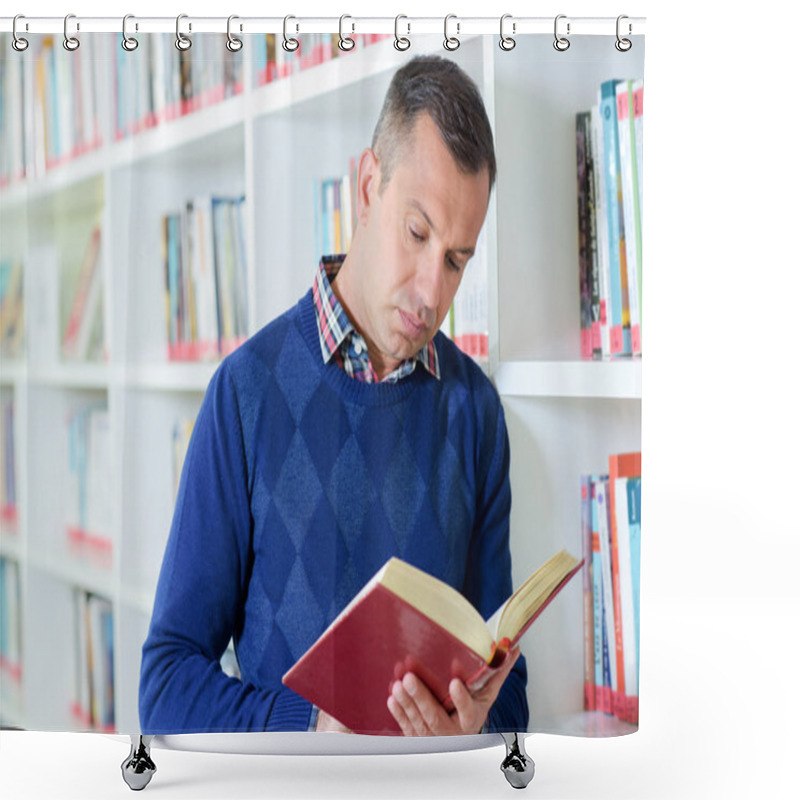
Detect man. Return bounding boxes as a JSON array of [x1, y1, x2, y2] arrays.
[[139, 54, 528, 736]]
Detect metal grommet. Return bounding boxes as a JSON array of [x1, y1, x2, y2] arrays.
[[12, 15, 29, 52], [499, 14, 516, 51], [122, 14, 139, 51], [394, 14, 411, 51], [615, 15, 632, 52], [63, 13, 80, 51], [339, 14, 355, 51], [554, 14, 570, 51], [443, 14, 460, 51], [282, 15, 299, 52], [227, 15, 243, 52], [175, 13, 192, 51]]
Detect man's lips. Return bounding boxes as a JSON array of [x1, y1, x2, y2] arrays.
[[398, 309, 427, 339]]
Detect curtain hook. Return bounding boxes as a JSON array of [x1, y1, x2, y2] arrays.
[[122, 14, 139, 51], [554, 14, 570, 51], [499, 14, 516, 51], [175, 13, 192, 51], [12, 14, 29, 52], [63, 13, 80, 51], [616, 15, 632, 51], [444, 14, 460, 51], [394, 14, 411, 51], [282, 15, 299, 52], [227, 14, 243, 52], [339, 14, 355, 51]]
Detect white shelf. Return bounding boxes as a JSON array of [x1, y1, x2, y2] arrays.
[[122, 362, 217, 393], [0, 531, 23, 561], [0, 361, 25, 386], [28, 550, 116, 600], [26, 364, 111, 391], [493, 359, 642, 399]]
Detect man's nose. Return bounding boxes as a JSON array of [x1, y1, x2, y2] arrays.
[[414, 254, 444, 316]]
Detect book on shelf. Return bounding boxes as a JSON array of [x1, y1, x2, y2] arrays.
[[0, 33, 103, 186], [65, 405, 113, 569], [576, 79, 644, 360], [61, 224, 105, 363], [582, 451, 641, 725], [71, 589, 115, 732], [283, 549, 582, 735], [253, 33, 392, 88], [161, 195, 248, 361], [0, 259, 25, 360], [113, 33, 244, 142], [314, 157, 359, 261], [0, 395, 17, 531], [0, 557, 22, 686]]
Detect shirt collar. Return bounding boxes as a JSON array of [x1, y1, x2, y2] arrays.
[[312, 255, 441, 382]]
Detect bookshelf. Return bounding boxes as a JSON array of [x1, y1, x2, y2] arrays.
[[0, 32, 643, 735]]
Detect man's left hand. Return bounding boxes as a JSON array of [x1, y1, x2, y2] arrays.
[[387, 647, 521, 735]]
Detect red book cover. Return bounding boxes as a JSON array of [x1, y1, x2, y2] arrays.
[[283, 555, 582, 735], [608, 451, 641, 723]]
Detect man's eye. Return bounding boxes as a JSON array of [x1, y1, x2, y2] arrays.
[[448, 258, 462, 273], [410, 228, 424, 242]]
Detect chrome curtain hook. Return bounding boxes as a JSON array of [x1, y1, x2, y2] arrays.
[[122, 14, 139, 51], [499, 14, 516, 51], [227, 15, 243, 52], [12, 14, 29, 52], [339, 14, 355, 51], [394, 14, 411, 51], [616, 15, 632, 51], [282, 15, 299, 52], [63, 13, 80, 51], [444, 14, 460, 51], [554, 14, 570, 51], [175, 13, 192, 51]]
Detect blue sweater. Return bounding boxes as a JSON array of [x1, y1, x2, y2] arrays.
[[139, 289, 529, 733]]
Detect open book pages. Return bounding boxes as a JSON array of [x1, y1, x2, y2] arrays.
[[486, 550, 581, 645]]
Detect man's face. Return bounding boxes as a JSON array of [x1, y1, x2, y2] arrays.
[[354, 113, 490, 376]]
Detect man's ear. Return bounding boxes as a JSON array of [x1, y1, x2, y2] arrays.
[[356, 147, 380, 226]]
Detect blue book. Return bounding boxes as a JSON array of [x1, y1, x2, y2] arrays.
[[600, 80, 631, 357], [628, 476, 642, 680]]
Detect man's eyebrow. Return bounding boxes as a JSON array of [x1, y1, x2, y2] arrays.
[[408, 200, 475, 257]]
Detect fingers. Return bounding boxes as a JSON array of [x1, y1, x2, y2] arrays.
[[388, 673, 451, 736]]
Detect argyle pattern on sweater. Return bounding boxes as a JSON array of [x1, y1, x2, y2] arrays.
[[139, 288, 528, 734]]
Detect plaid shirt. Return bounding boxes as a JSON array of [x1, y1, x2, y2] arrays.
[[312, 255, 440, 383]]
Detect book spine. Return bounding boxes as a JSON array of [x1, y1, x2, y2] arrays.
[[596, 477, 618, 713], [580, 475, 596, 710], [628, 475, 642, 725], [616, 81, 642, 357], [632, 80, 644, 351], [608, 451, 642, 723], [576, 113, 593, 361], [600, 80, 631, 357], [614, 475, 637, 723]]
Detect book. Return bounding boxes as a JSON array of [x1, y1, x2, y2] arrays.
[[616, 81, 642, 356], [608, 451, 642, 723], [580, 476, 596, 710], [283, 550, 582, 735]]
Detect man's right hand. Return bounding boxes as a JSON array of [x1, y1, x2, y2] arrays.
[[315, 710, 352, 733]]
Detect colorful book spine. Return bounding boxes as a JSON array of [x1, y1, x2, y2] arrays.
[[595, 477, 618, 713], [616, 81, 642, 357], [576, 112, 594, 360], [600, 80, 632, 358], [590, 480, 606, 712], [580, 476, 596, 710], [590, 104, 612, 358], [608, 451, 642, 724]]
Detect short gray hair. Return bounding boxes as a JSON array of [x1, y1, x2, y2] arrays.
[[371, 55, 496, 192]]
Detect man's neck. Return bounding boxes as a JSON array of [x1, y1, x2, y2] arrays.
[[329, 254, 402, 382]]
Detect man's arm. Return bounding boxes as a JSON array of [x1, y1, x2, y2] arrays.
[[138, 361, 312, 733]]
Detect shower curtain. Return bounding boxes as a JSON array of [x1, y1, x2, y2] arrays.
[[0, 17, 645, 744]]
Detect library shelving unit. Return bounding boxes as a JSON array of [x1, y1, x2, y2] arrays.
[[0, 31, 643, 736]]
